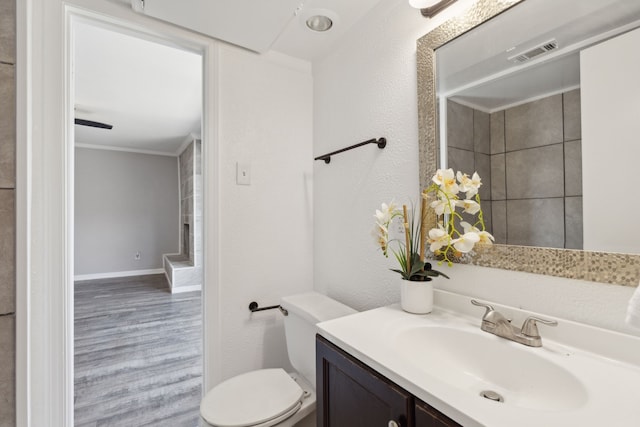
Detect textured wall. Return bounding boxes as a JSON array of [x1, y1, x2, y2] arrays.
[[313, 0, 477, 311], [216, 46, 314, 383], [312, 0, 638, 335], [74, 147, 180, 276], [0, 0, 15, 423]]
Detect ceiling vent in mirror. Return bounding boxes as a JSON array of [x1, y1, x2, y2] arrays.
[[508, 39, 558, 64]]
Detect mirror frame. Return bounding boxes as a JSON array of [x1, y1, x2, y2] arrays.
[[417, 0, 640, 287]]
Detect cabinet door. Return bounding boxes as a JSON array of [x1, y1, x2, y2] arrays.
[[316, 335, 412, 427], [415, 398, 462, 427]]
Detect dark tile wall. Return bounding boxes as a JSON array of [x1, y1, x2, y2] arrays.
[[447, 101, 493, 233], [0, 0, 16, 424], [447, 99, 473, 151], [504, 94, 564, 151], [177, 139, 202, 270], [179, 142, 195, 263], [448, 89, 583, 249], [491, 89, 583, 248]]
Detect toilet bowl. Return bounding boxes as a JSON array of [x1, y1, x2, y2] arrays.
[[200, 292, 356, 427], [200, 369, 315, 427]]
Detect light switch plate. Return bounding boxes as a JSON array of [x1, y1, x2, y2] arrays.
[[236, 162, 251, 185]]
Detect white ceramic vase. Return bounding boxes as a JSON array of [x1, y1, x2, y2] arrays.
[[400, 279, 434, 314]]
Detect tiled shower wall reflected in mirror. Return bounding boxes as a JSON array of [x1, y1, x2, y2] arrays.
[[446, 89, 582, 249]]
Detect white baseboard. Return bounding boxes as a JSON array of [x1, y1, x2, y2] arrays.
[[74, 268, 165, 282], [170, 284, 202, 294]]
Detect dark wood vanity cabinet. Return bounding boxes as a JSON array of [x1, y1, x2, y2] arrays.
[[316, 334, 412, 426], [316, 335, 462, 427], [415, 397, 462, 427]]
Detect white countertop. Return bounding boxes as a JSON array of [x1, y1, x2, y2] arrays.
[[316, 290, 640, 427]]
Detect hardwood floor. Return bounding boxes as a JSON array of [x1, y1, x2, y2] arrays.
[[74, 274, 202, 427]]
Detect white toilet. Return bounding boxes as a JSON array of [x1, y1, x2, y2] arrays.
[[200, 292, 357, 427]]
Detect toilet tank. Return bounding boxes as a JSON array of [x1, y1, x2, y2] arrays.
[[280, 292, 356, 388]]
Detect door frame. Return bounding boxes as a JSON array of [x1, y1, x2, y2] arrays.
[[16, 1, 222, 425]]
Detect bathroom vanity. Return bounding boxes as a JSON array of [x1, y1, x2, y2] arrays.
[[315, 290, 640, 427], [316, 334, 460, 426]]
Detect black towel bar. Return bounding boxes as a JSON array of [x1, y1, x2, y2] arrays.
[[314, 137, 386, 164]]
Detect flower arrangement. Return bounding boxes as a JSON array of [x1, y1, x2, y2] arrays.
[[373, 200, 448, 281], [425, 168, 494, 263], [374, 169, 493, 281]]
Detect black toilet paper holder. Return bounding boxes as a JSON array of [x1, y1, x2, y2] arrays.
[[248, 301, 289, 316]]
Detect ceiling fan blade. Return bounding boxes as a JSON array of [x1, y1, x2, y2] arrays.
[[74, 118, 113, 129]]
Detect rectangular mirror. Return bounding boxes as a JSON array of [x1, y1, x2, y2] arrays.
[[436, 0, 640, 252], [418, 0, 640, 286]]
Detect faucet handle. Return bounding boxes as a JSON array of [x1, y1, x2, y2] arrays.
[[471, 299, 495, 319], [521, 316, 558, 337]]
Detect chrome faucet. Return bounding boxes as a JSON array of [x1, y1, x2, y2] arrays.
[[471, 300, 558, 347]]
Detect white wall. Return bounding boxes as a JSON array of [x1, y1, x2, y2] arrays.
[[436, 264, 638, 336], [312, 0, 639, 336], [313, 0, 477, 309], [217, 46, 314, 380], [74, 147, 179, 277], [581, 27, 640, 253]]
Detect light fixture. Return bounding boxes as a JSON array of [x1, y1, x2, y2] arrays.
[[306, 15, 333, 32], [300, 8, 339, 33], [409, 0, 458, 18]]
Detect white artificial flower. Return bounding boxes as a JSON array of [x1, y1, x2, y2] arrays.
[[374, 201, 399, 225], [460, 221, 474, 233], [456, 199, 481, 215], [460, 222, 494, 245], [433, 168, 459, 196], [451, 231, 480, 253], [431, 168, 448, 185], [457, 171, 482, 198], [428, 226, 451, 252], [372, 223, 389, 255], [477, 230, 495, 245], [373, 222, 388, 239], [441, 171, 460, 196], [470, 172, 482, 187], [430, 196, 455, 216]]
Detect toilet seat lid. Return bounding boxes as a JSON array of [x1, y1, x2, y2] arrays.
[[201, 368, 305, 427]]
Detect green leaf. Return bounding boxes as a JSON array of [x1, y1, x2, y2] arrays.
[[390, 269, 409, 280], [425, 269, 450, 279], [409, 260, 426, 277]]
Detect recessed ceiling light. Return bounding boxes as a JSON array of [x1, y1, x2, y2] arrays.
[[306, 15, 333, 32]]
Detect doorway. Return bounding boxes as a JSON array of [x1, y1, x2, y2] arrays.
[[18, 1, 221, 423], [72, 18, 205, 425]]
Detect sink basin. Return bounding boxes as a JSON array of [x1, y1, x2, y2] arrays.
[[394, 326, 588, 411], [317, 298, 640, 427]]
